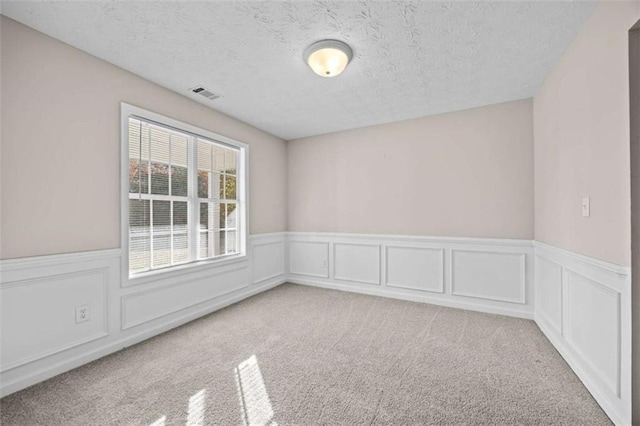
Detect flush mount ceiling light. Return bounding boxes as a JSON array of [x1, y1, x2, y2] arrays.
[[304, 40, 353, 78]]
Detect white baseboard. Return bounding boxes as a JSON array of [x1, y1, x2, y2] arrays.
[[534, 242, 631, 426], [286, 232, 534, 319], [288, 277, 533, 319]]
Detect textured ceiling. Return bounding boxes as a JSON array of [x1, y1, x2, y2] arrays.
[[2, 1, 595, 140]]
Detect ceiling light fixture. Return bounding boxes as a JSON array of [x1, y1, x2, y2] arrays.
[[304, 40, 353, 78]]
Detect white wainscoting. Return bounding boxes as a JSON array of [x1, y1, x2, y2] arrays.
[[451, 250, 526, 304], [2, 231, 632, 426], [287, 232, 534, 319], [251, 235, 286, 285], [121, 264, 251, 330], [0, 250, 120, 373], [385, 246, 444, 293], [0, 233, 287, 398], [333, 242, 381, 284], [534, 242, 631, 426], [289, 240, 329, 278]]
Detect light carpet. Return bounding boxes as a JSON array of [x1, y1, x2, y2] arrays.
[[0, 283, 611, 425]]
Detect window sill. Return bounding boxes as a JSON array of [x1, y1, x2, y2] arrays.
[[123, 253, 248, 288]]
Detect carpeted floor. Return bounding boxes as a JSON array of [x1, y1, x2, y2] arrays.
[[1, 283, 611, 425]]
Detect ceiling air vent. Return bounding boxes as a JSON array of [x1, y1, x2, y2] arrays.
[[190, 86, 221, 101]]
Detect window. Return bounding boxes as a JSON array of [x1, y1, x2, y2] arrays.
[[122, 105, 247, 278]]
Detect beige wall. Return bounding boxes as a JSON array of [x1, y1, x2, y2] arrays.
[[534, 1, 640, 267], [0, 17, 287, 259], [288, 99, 534, 239]]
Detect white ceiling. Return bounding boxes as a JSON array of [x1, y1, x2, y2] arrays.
[[2, 1, 595, 140]]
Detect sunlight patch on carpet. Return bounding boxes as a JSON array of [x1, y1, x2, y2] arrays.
[[186, 389, 207, 426], [234, 355, 276, 426]]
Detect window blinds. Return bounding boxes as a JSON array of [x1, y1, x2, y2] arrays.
[[128, 117, 239, 275]]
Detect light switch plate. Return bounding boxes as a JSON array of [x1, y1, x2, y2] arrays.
[[582, 197, 590, 217]]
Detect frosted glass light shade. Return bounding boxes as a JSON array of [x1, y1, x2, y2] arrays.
[[304, 40, 353, 78]]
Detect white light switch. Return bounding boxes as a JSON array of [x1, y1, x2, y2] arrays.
[[582, 197, 590, 217]]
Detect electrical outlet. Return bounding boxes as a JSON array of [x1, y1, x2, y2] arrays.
[[582, 197, 590, 217], [75, 305, 90, 323]]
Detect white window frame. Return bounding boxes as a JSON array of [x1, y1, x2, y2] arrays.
[[120, 103, 249, 286]]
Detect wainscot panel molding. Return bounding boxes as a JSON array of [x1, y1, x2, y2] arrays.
[[385, 246, 444, 293], [251, 234, 286, 285], [286, 232, 534, 319], [1, 231, 630, 426], [451, 250, 526, 304], [0, 233, 287, 398], [289, 240, 329, 278], [333, 242, 381, 285], [121, 264, 250, 330], [0, 250, 120, 373], [534, 242, 631, 426]]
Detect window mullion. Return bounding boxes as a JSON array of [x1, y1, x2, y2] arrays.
[[188, 135, 199, 262], [170, 200, 174, 266], [150, 199, 154, 269], [169, 136, 174, 266], [208, 157, 214, 259]]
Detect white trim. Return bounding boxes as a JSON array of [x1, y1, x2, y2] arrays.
[[0, 267, 110, 372], [251, 240, 285, 285], [252, 271, 284, 285], [0, 233, 285, 398], [249, 232, 286, 240], [287, 231, 533, 247], [534, 241, 631, 426], [249, 233, 287, 286], [0, 276, 285, 398], [289, 277, 534, 320], [533, 241, 630, 276], [450, 250, 526, 304], [120, 103, 250, 287], [1, 232, 632, 426], [121, 254, 248, 288], [121, 263, 249, 330], [536, 312, 626, 426], [383, 246, 445, 293], [564, 270, 622, 397], [332, 242, 381, 285], [288, 240, 330, 278], [287, 232, 534, 319], [0, 248, 121, 273]]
